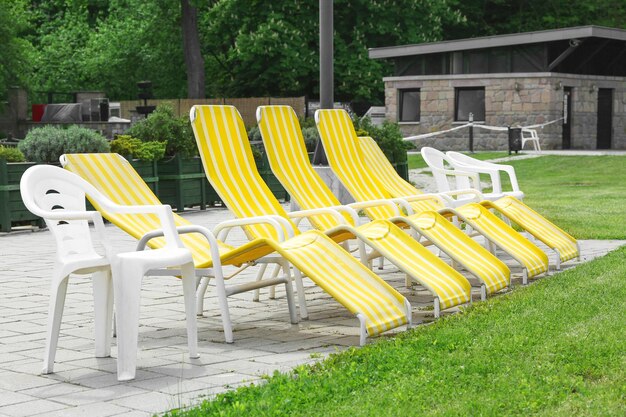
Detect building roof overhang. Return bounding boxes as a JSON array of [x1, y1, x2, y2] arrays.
[[369, 26, 626, 59]]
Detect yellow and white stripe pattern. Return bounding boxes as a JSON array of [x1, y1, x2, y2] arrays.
[[360, 135, 577, 265], [190, 105, 410, 336], [259, 105, 474, 306], [316, 109, 547, 280], [485, 197, 579, 262], [455, 203, 549, 277], [191, 105, 298, 241], [62, 153, 277, 269], [358, 220, 471, 309], [258, 105, 354, 231]]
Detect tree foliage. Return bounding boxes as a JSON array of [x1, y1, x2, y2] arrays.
[[3, 0, 626, 104]]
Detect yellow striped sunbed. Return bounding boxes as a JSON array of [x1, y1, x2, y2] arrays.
[[190, 105, 410, 344], [61, 152, 301, 344], [359, 135, 579, 269], [316, 109, 549, 284], [257, 105, 510, 299]]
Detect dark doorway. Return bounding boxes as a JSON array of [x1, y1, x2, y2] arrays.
[[562, 87, 572, 149], [596, 88, 613, 149]]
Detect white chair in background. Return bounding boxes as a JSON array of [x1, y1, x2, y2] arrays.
[[20, 165, 197, 381], [521, 128, 542, 151]]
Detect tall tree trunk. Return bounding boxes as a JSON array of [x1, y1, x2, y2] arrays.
[[181, 0, 205, 98]]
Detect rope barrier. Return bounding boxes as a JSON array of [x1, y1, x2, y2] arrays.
[[403, 117, 564, 142]]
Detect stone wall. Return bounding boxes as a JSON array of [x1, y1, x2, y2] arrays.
[[384, 73, 626, 150]]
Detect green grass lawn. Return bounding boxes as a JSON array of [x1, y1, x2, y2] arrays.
[[165, 154, 626, 417], [408, 151, 512, 169], [167, 246, 626, 417], [507, 156, 626, 240]]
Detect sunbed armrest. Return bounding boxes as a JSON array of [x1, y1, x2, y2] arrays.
[[214, 215, 295, 242], [438, 189, 484, 204], [346, 199, 401, 216], [288, 207, 349, 227]]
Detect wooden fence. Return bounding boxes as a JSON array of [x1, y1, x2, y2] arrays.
[[119, 97, 306, 127]]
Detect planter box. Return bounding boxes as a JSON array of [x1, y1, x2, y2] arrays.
[[128, 159, 159, 195], [157, 155, 220, 211], [391, 150, 409, 181], [0, 160, 45, 232]]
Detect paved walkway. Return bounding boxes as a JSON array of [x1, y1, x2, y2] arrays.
[[1, 206, 624, 416]]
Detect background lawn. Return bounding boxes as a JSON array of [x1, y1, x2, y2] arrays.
[[502, 156, 626, 240]]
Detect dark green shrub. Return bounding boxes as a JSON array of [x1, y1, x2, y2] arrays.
[[18, 125, 110, 163], [247, 125, 262, 142], [126, 104, 196, 157], [352, 116, 411, 159], [0, 145, 26, 162]]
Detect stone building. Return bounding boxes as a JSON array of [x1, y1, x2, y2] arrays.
[[369, 26, 626, 150]]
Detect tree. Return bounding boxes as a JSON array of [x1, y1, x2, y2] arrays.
[[0, 0, 34, 99], [181, 0, 205, 98]]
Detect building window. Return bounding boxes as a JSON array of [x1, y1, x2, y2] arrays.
[[455, 87, 485, 121], [399, 89, 420, 122]]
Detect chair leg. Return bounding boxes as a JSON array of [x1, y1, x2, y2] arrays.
[[180, 262, 199, 359], [291, 267, 309, 320], [213, 270, 234, 343], [42, 275, 69, 374], [281, 262, 298, 325], [195, 276, 211, 316], [92, 269, 113, 358], [252, 263, 268, 302], [112, 260, 143, 381], [269, 264, 282, 299]]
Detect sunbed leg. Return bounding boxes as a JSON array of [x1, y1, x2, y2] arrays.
[[291, 268, 309, 320], [405, 274, 411, 289], [281, 262, 298, 325], [378, 256, 384, 270], [522, 269, 528, 285], [480, 284, 487, 301], [434, 298, 441, 318], [196, 276, 211, 316], [269, 264, 282, 299], [358, 240, 369, 267], [404, 299, 413, 328], [357, 314, 367, 346], [213, 272, 233, 343], [554, 249, 561, 271], [252, 263, 268, 302]]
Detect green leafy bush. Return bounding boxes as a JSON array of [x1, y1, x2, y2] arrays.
[[18, 125, 110, 163], [110, 135, 143, 157], [0, 146, 26, 162], [352, 116, 411, 160], [126, 104, 197, 157], [301, 127, 319, 153], [247, 125, 262, 142], [134, 140, 166, 161]]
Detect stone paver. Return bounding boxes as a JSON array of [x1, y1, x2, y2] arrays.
[[1, 202, 624, 416]]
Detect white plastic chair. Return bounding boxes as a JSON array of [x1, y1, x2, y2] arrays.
[[521, 128, 542, 151], [445, 151, 525, 200], [420, 147, 485, 205], [20, 165, 197, 381]]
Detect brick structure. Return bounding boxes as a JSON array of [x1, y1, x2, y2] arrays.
[[370, 26, 626, 150]]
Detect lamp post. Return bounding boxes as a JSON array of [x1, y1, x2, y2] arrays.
[[312, 0, 333, 165]]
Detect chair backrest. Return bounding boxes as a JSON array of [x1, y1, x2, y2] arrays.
[[358, 136, 423, 197], [420, 147, 473, 192], [20, 164, 110, 261], [190, 105, 298, 241], [256, 105, 354, 230], [315, 109, 397, 220], [61, 153, 217, 268]]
